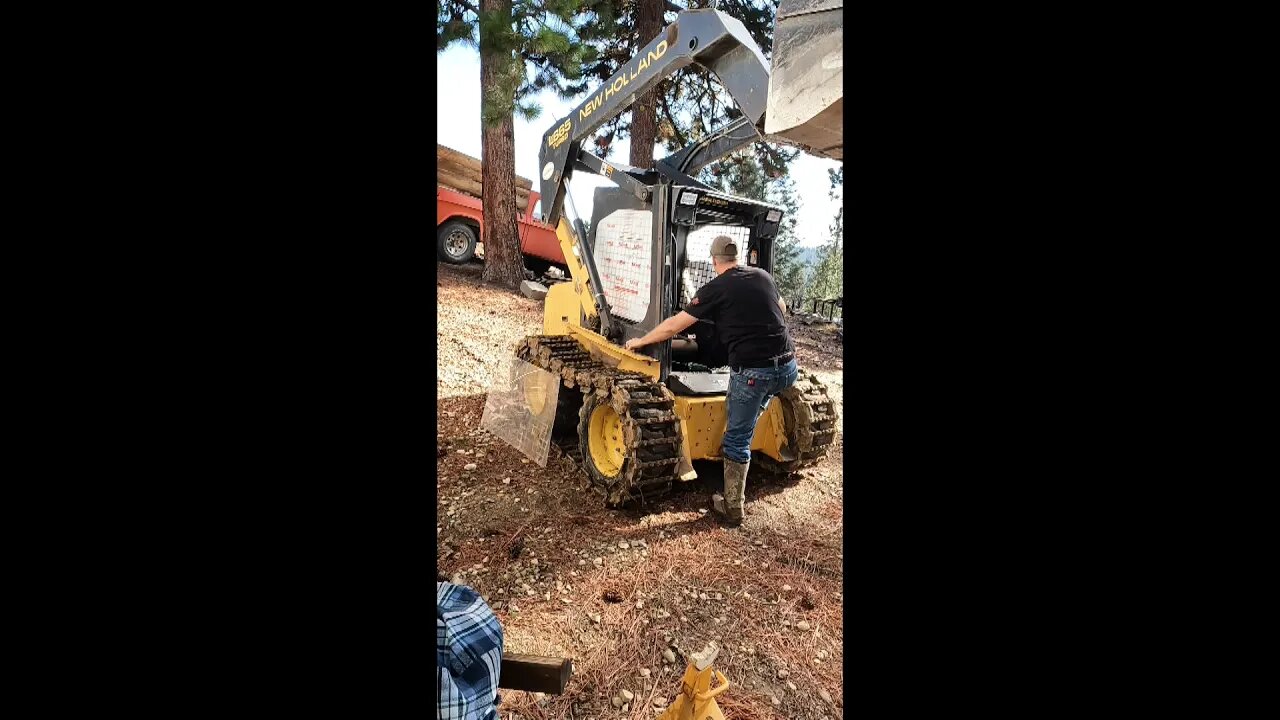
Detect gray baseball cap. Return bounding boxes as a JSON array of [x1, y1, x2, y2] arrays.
[[710, 235, 738, 259]]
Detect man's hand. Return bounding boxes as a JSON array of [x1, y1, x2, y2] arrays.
[[625, 313, 696, 353]]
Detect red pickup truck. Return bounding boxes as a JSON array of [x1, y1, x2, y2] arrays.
[[436, 186, 565, 270]]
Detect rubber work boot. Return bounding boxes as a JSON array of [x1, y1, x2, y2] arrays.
[[712, 459, 749, 525]]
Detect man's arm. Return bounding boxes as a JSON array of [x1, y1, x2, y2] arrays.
[[778, 297, 787, 314], [624, 311, 699, 351]]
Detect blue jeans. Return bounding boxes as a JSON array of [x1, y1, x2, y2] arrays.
[[722, 359, 798, 464]]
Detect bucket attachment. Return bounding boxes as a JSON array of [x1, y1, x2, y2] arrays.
[[765, 0, 843, 159]]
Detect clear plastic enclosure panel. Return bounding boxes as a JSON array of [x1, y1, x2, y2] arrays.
[[481, 354, 560, 467]]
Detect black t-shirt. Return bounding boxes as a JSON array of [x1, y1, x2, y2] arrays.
[[682, 266, 793, 367]]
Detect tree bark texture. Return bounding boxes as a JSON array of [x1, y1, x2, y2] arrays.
[[479, 0, 526, 288], [628, 0, 664, 169]]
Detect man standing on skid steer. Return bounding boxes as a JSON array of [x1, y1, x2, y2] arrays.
[[625, 235, 798, 526]]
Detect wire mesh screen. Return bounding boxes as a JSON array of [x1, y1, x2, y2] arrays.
[[594, 209, 653, 323], [680, 224, 751, 306]]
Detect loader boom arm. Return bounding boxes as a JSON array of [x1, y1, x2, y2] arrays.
[[537, 9, 772, 227]]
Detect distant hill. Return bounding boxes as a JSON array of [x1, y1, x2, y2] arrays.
[[797, 246, 823, 268]]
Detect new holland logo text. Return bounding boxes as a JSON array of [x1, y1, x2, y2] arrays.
[[547, 119, 572, 149], [578, 40, 669, 123]]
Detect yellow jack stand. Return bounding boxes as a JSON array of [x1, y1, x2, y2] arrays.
[[656, 643, 730, 720]]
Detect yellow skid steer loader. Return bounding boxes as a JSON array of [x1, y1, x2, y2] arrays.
[[508, 1, 843, 508]]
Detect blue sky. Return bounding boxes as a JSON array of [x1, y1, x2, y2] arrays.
[[436, 44, 840, 248]]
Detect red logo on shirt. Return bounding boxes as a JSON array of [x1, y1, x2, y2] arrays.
[[691, 297, 700, 305]]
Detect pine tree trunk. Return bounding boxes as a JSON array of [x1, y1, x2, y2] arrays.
[[628, 0, 664, 169], [479, 0, 526, 289]]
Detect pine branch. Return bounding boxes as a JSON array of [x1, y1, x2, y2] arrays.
[[659, 91, 688, 147]]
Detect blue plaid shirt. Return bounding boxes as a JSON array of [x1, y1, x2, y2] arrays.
[[437, 582, 503, 720]]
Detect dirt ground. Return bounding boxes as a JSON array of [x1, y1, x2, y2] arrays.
[[437, 261, 845, 720]]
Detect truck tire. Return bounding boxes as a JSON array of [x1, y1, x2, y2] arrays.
[[438, 221, 477, 264]]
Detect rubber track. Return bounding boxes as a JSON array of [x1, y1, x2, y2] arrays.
[[755, 371, 840, 475], [515, 335, 683, 507]]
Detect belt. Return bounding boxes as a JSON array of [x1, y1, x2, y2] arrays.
[[732, 352, 794, 372]]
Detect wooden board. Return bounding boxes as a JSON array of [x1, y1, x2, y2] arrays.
[[437, 144, 534, 190], [437, 165, 532, 199], [438, 159, 534, 193], [437, 144, 483, 174], [437, 158, 482, 184], [437, 169, 481, 193], [438, 170, 530, 211], [436, 168, 534, 203], [437, 186, 529, 212], [498, 653, 572, 694]]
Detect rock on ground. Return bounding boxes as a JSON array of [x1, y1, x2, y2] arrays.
[[519, 280, 549, 300]]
